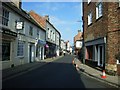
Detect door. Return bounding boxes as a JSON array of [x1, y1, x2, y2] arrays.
[[98, 45, 104, 67], [29, 45, 32, 63], [2, 41, 10, 61], [41, 47, 43, 60]]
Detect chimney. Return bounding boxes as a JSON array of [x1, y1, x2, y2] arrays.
[[44, 15, 49, 21], [78, 30, 81, 33], [11, 0, 22, 9]]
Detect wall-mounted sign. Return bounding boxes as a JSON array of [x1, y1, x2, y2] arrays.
[[2, 29, 17, 37], [76, 41, 83, 49], [16, 21, 24, 30]]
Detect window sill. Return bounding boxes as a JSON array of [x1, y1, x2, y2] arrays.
[[88, 23, 92, 27], [96, 16, 103, 22]]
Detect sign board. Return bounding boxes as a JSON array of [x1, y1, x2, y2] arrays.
[[16, 21, 24, 30], [76, 41, 82, 48], [2, 28, 17, 37]]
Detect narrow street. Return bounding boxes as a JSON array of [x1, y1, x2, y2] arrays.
[[3, 55, 115, 88]]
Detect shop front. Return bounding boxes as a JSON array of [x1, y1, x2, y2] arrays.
[[36, 40, 46, 60], [1, 27, 17, 69]]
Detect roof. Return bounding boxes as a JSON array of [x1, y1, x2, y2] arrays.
[[46, 19, 61, 37], [2, 2, 45, 32], [29, 10, 46, 31]]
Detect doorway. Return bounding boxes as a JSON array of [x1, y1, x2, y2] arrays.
[[98, 45, 104, 67]]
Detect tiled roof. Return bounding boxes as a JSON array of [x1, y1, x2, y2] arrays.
[[29, 10, 46, 30]]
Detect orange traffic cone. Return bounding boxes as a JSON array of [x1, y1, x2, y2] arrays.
[[101, 70, 107, 79]]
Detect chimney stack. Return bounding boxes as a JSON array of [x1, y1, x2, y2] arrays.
[[10, 0, 22, 9], [44, 15, 49, 21], [78, 30, 81, 33]]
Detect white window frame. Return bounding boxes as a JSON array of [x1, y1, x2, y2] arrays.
[[50, 30, 52, 41], [88, 0, 91, 4], [2, 8, 9, 26], [88, 11, 92, 25], [96, 2, 103, 19], [52, 32, 54, 42], [117, 60, 120, 64], [17, 41, 24, 57], [48, 28, 50, 39]]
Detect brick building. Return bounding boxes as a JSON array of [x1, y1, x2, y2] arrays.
[[83, 1, 120, 75]]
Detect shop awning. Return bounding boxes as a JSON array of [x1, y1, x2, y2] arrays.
[[38, 40, 46, 45]]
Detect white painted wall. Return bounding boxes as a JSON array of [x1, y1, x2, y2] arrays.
[[2, 4, 46, 69]]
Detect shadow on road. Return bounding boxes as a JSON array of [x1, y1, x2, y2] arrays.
[[2, 55, 86, 88]]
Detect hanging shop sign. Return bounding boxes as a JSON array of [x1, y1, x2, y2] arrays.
[[16, 21, 24, 30]]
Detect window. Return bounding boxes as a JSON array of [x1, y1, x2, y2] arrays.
[[50, 30, 52, 40], [17, 41, 24, 56], [88, 0, 91, 4], [36, 45, 40, 57], [48, 28, 50, 39], [37, 29, 39, 38], [53, 32, 55, 42], [2, 8, 9, 26], [88, 12, 92, 25], [29, 26, 33, 36], [2, 41, 10, 61], [96, 2, 103, 19]]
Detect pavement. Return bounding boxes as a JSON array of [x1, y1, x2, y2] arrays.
[[2, 56, 63, 81], [73, 57, 120, 88]]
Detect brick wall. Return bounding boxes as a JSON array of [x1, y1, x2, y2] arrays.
[[83, 2, 108, 42], [83, 2, 120, 75], [106, 3, 119, 64]]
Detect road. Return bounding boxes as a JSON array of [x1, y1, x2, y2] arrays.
[[2, 54, 116, 88]]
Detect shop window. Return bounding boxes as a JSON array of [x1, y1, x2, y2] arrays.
[[17, 41, 24, 56], [2, 8, 9, 26], [2, 41, 10, 61]]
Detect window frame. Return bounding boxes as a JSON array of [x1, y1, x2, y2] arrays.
[[2, 8, 9, 26], [37, 29, 40, 39], [88, 0, 91, 4], [29, 26, 33, 36], [17, 40, 24, 57], [96, 2, 103, 19], [88, 11, 92, 25]]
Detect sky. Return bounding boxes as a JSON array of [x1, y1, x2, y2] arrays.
[[22, 2, 83, 45]]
